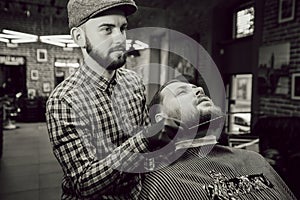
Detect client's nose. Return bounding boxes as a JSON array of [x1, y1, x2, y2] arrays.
[[194, 87, 205, 96]]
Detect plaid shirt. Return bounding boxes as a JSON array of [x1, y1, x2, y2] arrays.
[[46, 64, 150, 199]]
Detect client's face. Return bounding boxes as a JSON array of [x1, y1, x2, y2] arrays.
[[161, 82, 222, 127]]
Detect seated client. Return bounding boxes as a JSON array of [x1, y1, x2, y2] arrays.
[[139, 79, 296, 200]]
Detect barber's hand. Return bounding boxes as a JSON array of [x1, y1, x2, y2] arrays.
[[144, 118, 182, 151]]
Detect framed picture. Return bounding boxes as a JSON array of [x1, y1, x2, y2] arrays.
[[27, 89, 36, 99], [275, 76, 289, 95], [235, 74, 252, 105], [43, 82, 51, 93], [168, 51, 196, 80], [291, 73, 300, 100], [236, 77, 251, 100], [259, 43, 290, 69], [236, 78, 248, 101], [278, 0, 295, 23], [30, 69, 39, 80], [37, 49, 48, 62]]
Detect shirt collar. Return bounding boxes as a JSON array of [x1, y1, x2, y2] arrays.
[[175, 135, 218, 150], [80, 63, 117, 91]]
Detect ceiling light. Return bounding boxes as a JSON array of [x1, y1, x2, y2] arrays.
[[11, 39, 38, 44], [40, 35, 77, 48], [40, 35, 72, 39], [0, 38, 9, 43], [67, 43, 79, 48], [3, 29, 38, 38], [0, 29, 38, 44], [126, 39, 149, 50], [0, 33, 20, 39], [135, 40, 149, 48], [40, 38, 66, 47]]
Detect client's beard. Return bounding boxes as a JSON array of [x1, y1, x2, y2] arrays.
[[199, 105, 223, 124], [176, 105, 223, 129]]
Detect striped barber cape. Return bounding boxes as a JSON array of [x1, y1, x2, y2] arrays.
[[139, 145, 296, 200]]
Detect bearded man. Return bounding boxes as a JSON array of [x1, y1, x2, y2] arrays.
[[139, 79, 296, 200]]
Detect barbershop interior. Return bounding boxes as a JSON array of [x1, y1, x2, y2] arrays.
[[0, 0, 299, 199]]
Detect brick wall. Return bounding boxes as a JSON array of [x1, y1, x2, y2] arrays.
[[0, 10, 81, 97], [259, 0, 300, 117], [0, 42, 81, 97]]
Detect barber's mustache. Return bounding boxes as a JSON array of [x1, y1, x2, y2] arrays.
[[109, 45, 126, 53]]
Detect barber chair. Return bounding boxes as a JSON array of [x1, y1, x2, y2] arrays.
[[253, 116, 300, 199], [3, 92, 22, 130]]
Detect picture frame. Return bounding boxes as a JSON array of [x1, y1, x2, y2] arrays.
[[236, 78, 248, 101], [168, 51, 196, 81], [27, 88, 36, 99], [37, 49, 48, 62], [30, 69, 39, 81], [275, 76, 289, 95], [258, 43, 290, 70], [291, 73, 300, 100], [43, 82, 51, 93], [278, 0, 295, 23], [235, 74, 252, 105]]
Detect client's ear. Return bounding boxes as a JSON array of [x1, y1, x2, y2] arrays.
[[155, 113, 164, 123]]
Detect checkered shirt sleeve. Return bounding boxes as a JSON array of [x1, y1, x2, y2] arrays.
[[46, 66, 150, 199]]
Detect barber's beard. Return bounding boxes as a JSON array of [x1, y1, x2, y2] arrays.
[[85, 37, 126, 70]]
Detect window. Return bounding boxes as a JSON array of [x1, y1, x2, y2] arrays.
[[225, 74, 253, 135], [233, 5, 255, 39]]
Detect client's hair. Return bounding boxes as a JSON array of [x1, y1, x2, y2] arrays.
[[148, 74, 209, 123], [148, 79, 181, 123]]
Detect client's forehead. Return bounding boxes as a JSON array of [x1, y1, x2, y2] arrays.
[[161, 82, 191, 96]]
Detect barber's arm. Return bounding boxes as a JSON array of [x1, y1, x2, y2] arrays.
[[46, 98, 150, 198]]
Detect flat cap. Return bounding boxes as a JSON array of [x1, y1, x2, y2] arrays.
[[67, 0, 137, 29]]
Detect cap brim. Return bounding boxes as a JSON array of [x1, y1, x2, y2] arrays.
[[90, 4, 137, 19]]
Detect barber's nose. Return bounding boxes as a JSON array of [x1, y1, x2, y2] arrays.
[[193, 87, 205, 96], [112, 30, 126, 45]]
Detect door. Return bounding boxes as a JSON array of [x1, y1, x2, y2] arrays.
[[0, 64, 26, 97], [226, 74, 252, 134]]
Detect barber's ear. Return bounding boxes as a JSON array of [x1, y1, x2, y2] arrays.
[[155, 113, 165, 123], [70, 27, 86, 48]]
